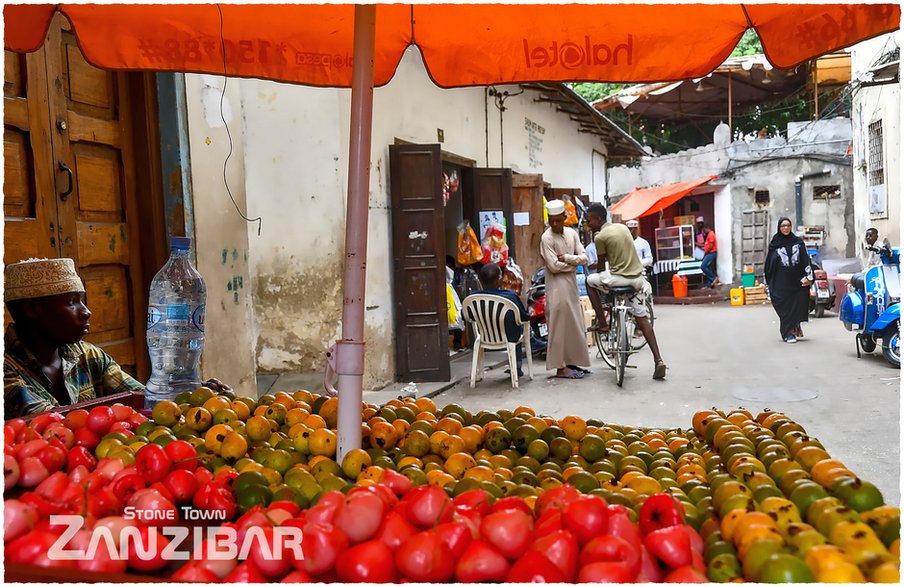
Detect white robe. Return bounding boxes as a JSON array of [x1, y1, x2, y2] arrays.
[[540, 228, 591, 371]]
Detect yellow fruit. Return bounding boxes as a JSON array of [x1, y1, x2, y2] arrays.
[[220, 432, 249, 459], [318, 397, 340, 428], [204, 424, 234, 453], [445, 452, 477, 479], [202, 396, 231, 414], [246, 416, 272, 442], [309, 428, 337, 457], [341, 449, 373, 480], [869, 562, 900, 583], [559, 416, 587, 442]]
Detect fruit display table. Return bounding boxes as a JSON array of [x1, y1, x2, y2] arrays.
[[4, 390, 900, 583]]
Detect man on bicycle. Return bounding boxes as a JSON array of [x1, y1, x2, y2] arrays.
[[585, 203, 667, 380]]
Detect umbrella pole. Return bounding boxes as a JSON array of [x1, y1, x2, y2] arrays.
[[336, 4, 376, 462]]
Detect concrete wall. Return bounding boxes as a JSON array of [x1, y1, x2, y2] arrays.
[[609, 119, 854, 282], [184, 47, 616, 389], [183, 75, 258, 395], [850, 33, 901, 265]]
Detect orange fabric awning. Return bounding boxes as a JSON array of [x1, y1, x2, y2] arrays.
[[611, 176, 718, 220], [4, 4, 899, 88]]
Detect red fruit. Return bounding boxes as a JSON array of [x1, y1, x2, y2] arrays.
[[164, 469, 200, 504], [377, 510, 417, 550], [267, 501, 301, 517], [563, 494, 610, 545], [18, 457, 50, 488], [296, 522, 348, 576], [435, 521, 474, 561], [126, 526, 170, 572], [535, 508, 564, 538], [378, 468, 412, 496], [644, 525, 692, 569], [67, 446, 97, 473], [73, 428, 101, 450], [684, 525, 704, 554], [455, 540, 511, 582], [134, 444, 172, 484], [42, 425, 75, 449], [16, 439, 49, 460], [607, 508, 642, 549], [480, 508, 534, 560], [637, 546, 665, 583], [490, 495, 533, 515], [305, 492, 344, 526], [638, 493, 685, 537], [6, 530, 60, 563], [63, 411, 88, 430], [4, 499, 38, 543], [247, 527, 294, 579], [280, 569, 312, 582], [664, 565, 708, 583], [530, 529, 580, 581], [349, 483, 399, 509], [224, 560, 269, 583], [334, 491, 385, 543], [691, 549, 706, 573], [171, 561, 221, 582], [111, 403, 134, 421], [452, 504, 483, 538], [578, 560, 636, 583], [29, 413, 64, 435], [404, 484, 453, 529], [164, 440, 199, 471], [109, 421, 134, 434], [4, 454, 20, 490], [453, 489, 493, 515], [580, 534, 641, 577], [110, 472, 147, 505], [535, 483, 581, 517], [86, 406, 115, 435], [34, 471, 71, 505], [395, 530, 455, 582], [336, 539, 397, 583], [507, 550, 566, 582]]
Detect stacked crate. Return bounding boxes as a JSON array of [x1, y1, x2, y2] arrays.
[[744, 284, 770, 305]]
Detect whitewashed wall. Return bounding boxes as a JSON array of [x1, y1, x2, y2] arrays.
[[186, 47, 614, 389], [850, 33, 901, 264]]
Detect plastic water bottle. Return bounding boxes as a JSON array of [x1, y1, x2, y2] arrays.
[[144, 236, 207, 409]]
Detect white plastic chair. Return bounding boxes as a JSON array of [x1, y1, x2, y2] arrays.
[[461, 293, 534, 389]]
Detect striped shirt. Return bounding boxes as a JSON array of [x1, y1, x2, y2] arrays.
[[4, 326, 144, 418]]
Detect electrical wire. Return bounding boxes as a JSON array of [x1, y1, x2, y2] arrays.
[[217, 4, 262, 236]]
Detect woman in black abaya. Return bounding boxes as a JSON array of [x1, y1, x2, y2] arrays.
[[764, 217, 813, 343]]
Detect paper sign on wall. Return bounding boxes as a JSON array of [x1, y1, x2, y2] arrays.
[[513, 212, 530, 226]]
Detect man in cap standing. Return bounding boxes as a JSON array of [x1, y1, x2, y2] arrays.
[[3, 258, 147, 417], [540, 200, 591, 379]]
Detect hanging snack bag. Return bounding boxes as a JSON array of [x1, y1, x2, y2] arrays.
[[456, 222, 483, 266]]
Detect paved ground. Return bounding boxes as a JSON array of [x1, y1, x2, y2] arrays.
[[432, 302, 901, 504]]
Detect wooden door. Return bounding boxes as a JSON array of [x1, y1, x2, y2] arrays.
[[463, 168, 514, 253], [389, 144, 450, 382], [3, 15, 149, 379], [512, 173, 545, 284], [742, 210, 770, 278]]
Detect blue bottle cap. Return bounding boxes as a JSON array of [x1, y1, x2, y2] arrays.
[[171, 236, 192, 252]]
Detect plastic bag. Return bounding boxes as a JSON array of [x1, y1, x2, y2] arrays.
[[481, 223, 509, 267], [446, 284, 463, 329], [456, 221, 483, 266], [564, 195, 579, 226]]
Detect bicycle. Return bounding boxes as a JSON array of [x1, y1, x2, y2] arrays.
[[593, 287, 654, 386]]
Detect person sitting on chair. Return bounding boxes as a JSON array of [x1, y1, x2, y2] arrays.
[[473, 263, 530, 377]]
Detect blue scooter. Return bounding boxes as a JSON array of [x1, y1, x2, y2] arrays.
[[839, 244, 900, 368]]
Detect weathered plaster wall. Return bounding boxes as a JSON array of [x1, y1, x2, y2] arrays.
[[183, 75, 258, 395], [185, 47, 615, 389], [850, 33, 901, 265], [609, 119, 854, 281]]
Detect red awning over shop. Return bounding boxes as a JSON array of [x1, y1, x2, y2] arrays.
[[611, 176, 718, 220]]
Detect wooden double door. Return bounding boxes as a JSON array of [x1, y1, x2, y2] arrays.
[[389, 144, 515, 382], [4, 15, 159, 379]]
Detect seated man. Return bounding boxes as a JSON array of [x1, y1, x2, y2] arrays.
[[4, 258, 228, 417], [584, 204, 667, 380], [472, 263, 530, 377]]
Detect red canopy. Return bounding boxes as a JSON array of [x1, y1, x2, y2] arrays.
[[611, 176, 718, 220], [5, 4, 900, 88]]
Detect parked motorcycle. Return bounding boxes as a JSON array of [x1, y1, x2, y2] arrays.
[[808, 262, 835, 318], [839, 244, 900, 368], [526, 267, 548, 357]]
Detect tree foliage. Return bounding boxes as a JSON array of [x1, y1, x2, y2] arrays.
[[569, 82, 628, 104], [730, 29, 763, 57]]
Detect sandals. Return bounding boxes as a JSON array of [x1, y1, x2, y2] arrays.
[[652, 361, 667, 380], [553, 369, 585, 379], [568, 365, 593, 375]]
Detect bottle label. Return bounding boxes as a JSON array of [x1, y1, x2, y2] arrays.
[[147, 305, 163, 330], [165, 304, 190, 326], [192, 304, 206, 332]]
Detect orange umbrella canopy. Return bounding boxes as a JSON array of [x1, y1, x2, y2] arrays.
[[5, 4, 899, 87], [611, 176, 718, 220]]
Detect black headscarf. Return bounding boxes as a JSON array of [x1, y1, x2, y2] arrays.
[[768, 217, 804, 253]]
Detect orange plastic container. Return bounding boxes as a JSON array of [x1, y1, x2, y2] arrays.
[[671, 274, 688, 298]]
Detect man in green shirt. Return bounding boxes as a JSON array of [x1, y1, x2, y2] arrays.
[[585, 203, 667, 379]]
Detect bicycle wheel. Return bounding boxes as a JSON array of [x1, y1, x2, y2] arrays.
[[597, 328, 617, 369], [615, 309, 628, 387], [630, 297, 654, 351]]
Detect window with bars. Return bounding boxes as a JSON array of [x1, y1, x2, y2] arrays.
[[868, 120, 884, 186], [754, 190, 770, 205], [813, 185, 841, 200]]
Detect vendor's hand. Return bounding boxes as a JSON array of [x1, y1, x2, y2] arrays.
[[557, 254, 566, 263], [203, 378, 233, 393]]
